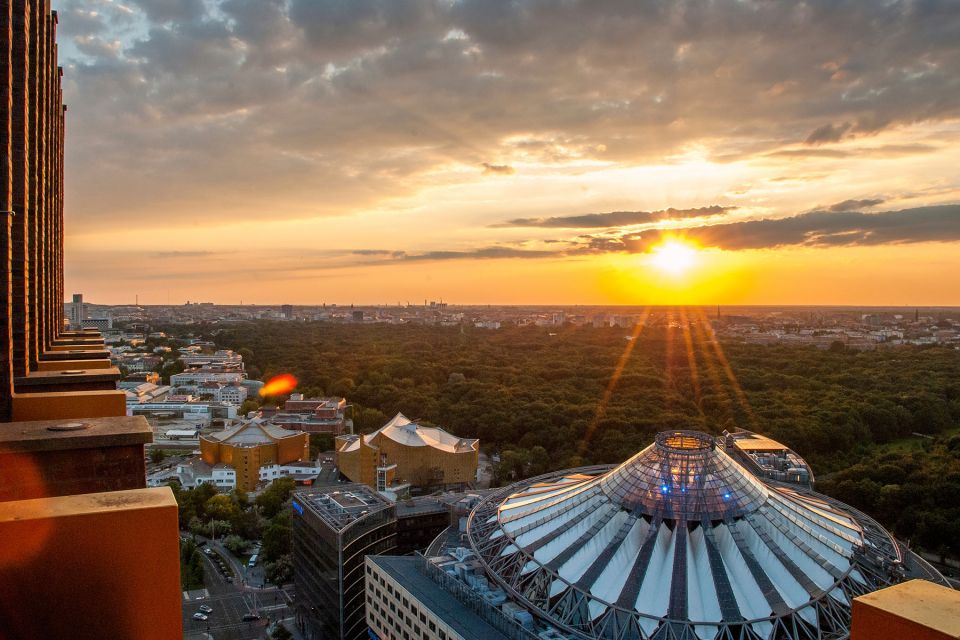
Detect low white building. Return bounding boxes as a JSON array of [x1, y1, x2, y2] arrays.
[[175, 458, 237, 489], [174, 456, 320, 491]]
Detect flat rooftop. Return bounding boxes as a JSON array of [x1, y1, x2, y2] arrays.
[[294, 484, 393, 531], [369, 556, 510, 640], [730, 432, 791, 452]]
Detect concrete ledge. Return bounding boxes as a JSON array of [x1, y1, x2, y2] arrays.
[[61, 329, 101, 337], [15, 367, 121, 393], [0, 415, 151, 500], [47, 343, 102, 351], [40, 348, 111, 361], [35, 358, 113, 371], [0, 487, 183, 639], [52, 337, 105, 347], [11, 389, 127, 421], [852, 580, 960, 640], [0, 415, 151, 453]]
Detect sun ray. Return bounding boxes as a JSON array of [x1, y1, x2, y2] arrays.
[[679, 307, 704, 416], [693, 307, 760, 430], [578, 307, 651, 456]]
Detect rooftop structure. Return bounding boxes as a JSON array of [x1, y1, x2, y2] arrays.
[[295, 483, 395, 532], [724, 429, 814, 486], [336, 412, 478, 491], [383, 430, 948, 640]]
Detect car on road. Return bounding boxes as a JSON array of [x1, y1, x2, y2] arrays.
[[242, 613, 261, 622], [198, 604, 212, 614], [192, 613, 208, 621]]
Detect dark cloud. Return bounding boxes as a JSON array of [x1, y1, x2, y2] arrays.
[[495, 206, 732, 229], [401, 246, 557, 261], [623, 205, 960, 253], [481, 163, 515, 175], [352, 249, 407, 257], [805, 122, 852, 145], [828, 198, 885, 212], [58, 0, 960, 230]]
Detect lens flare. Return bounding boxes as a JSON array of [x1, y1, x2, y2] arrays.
[[259, 373, 298, 397]]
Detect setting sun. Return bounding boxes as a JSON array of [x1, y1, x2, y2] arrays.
[[649, 240, 699, 276]]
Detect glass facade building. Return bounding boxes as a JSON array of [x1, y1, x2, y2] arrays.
[[293, 485, 397, 640]]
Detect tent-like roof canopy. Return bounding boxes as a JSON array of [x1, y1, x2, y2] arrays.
[[339, 412, 478, 454], [465, 430, 918, 640]]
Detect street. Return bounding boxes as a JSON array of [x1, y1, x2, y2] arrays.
[[182, 540, 295, 639]]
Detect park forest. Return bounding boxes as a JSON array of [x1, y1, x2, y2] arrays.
[[164, 320, 959, 560]]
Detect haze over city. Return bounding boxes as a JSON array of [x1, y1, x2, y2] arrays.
[[54, 0, 960, 306]]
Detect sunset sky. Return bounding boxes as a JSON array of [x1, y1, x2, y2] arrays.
[[57, 0, 960, 305]]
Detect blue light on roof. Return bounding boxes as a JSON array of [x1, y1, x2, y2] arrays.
[[661, 485, 669, 493], [723, 493, 731, 500]]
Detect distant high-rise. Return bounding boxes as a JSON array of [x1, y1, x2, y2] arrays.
[[69, 292, 84, 328]]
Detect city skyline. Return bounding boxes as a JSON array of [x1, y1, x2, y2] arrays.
[[56, 1, 960, 305]]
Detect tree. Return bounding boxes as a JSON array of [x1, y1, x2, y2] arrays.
[[255, 477, 296, 519], [264, 554, 293, 586], [180, 539, 205, 590], [262, 513, 293, 562], [205, 495, 240, 522], [150, 448, 166, 465], [239, 399, 260, 416], [223, 535, 249, 555], [205, 519, 232, 539], [231, 488, 250, 510], [270, 624, 293, 640]]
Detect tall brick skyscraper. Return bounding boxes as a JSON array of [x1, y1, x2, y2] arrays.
[[1, 0, 69, 419], [0, 3, 183, 637]]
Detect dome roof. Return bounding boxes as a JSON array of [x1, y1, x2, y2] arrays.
[[599, 431, 768, 522], [465, 430, 911, 640]]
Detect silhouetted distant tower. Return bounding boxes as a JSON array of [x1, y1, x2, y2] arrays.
[[915, 308, 919, 323]]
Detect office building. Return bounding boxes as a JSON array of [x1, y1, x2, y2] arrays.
[[293, 484, 398, 640], [265, 394, 349, 434]]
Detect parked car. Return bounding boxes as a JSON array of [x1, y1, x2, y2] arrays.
[[192, 613, 208, 621], [198, 604, 212, 614], [242, 613, 261, 622]]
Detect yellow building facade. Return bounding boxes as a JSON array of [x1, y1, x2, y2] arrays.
[[335, 413, 478, 491], [200, 418, 310, 491]]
